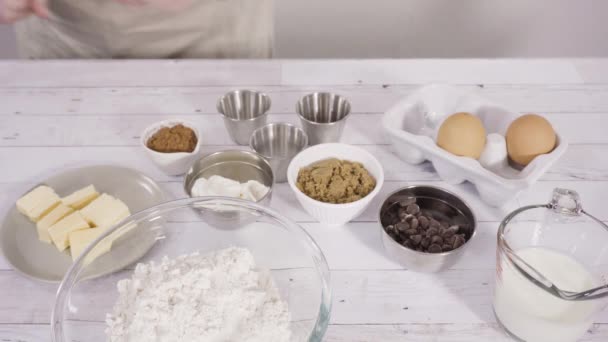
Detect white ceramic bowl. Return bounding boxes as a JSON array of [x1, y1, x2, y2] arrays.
[[141, 120, 201, 176], [287, 143, 385, 226]]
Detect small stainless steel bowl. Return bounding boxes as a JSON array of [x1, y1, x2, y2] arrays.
[[250, 123, 308, 183], [378, 185, 476, 273], [184, 150, 274, 228], [296, 92, 351, 145], [217, 90, 271, 145]]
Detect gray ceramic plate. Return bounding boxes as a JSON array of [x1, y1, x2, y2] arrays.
[[0, 165, 167, 282]]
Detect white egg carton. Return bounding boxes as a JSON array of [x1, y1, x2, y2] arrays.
[[382, 84, 568, 207]]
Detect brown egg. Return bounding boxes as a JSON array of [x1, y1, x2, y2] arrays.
[[437, 112, 486, 159], [506, 114, 556, 166]]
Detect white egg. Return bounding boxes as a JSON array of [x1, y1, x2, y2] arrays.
[[478, 133, 508, 171]]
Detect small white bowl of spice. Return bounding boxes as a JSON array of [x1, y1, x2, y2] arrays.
[[141, 120, 201, 176]]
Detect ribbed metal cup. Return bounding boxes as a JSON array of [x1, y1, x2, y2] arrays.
[[250, 123, 308, 183], [218, 90, 271, 145], [296, 92, 351, 145]]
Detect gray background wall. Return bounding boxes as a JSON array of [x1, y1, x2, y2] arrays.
[[0, 26, 16, 58], [1, 0, 607, 59]]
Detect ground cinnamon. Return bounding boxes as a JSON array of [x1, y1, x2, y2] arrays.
[[147, 124, 197, 153]]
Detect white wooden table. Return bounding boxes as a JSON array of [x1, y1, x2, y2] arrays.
[[1, 59, 607, 341]]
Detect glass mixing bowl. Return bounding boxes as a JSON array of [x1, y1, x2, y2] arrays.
[[51, 197, 331, 341]]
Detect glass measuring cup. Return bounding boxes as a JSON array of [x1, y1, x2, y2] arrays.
[[494, 188, 608, 342]]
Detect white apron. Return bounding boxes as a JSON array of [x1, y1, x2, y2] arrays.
[[15, 0, 273, 59]]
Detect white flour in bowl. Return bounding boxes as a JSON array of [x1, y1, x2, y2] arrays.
[[105, 247, 291, 342]]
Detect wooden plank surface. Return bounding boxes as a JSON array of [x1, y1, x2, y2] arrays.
[[1, 59, 607, 341], [3, 323, 607, 342], [2, 85, 608, 116], [1, 268, 607, 325], [1, 113, 608, 146]]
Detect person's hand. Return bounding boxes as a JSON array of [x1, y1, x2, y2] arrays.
[[0, 0, 49, 24], [115, 0, 191, 11]]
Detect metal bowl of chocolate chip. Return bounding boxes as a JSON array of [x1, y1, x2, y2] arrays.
[[378, 185, 476, 273]]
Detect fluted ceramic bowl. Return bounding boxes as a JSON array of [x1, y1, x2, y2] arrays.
[[52, 197, 331, 342], [287, 143, 385, 226]]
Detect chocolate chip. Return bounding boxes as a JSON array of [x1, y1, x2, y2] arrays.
[[386, 225, 395, 232], [421, 237, 430, 248], [418, 216, 429, 229], [431, 235, 444, 245], [404, 214, 415, 222], [405, 228, 418, 236], [428, 244, 442, 253], [442, 244, 452, 251], [445, 235, 457, 245], [410, 234, 422, 246], [442, 225, 459, 238], [398, 209, 408, 221], [429, 219, 441, 229], [453, 235, 466, 249], [395, 222, 409, 232], [406, 204, 420, 215], [410, 217, 419, 230], [426, 228, 439, 237]]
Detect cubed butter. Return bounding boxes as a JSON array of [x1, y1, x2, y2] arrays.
[[36, 204, 74, 243], [69, 221, 138, 264], [62, 185, 100, 210], [80, 193, 130, 228], [16, 185, 54, 215], [16, 185, 61, 222], [69, 227, 111, 264], [48, 211, 90, 252]]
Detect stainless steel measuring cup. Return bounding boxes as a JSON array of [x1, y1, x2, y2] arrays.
[[296, 92, 351, 145], [217, 90, 271, 145], [249, 123, 308, 183]]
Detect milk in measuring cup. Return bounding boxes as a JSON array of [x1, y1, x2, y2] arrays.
[[494, 247, 598, 342]]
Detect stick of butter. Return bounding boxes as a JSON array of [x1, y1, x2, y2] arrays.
[[48, 211, 90, 252], [62, 185, 100, 210], [80, 193, 130, 228], [69, 227, 112, 264], [36, 204, 74, 243], [16, 185, 61, 222]]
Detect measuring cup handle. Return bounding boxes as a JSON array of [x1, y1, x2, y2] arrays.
[[549, 188, 583, 216]]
